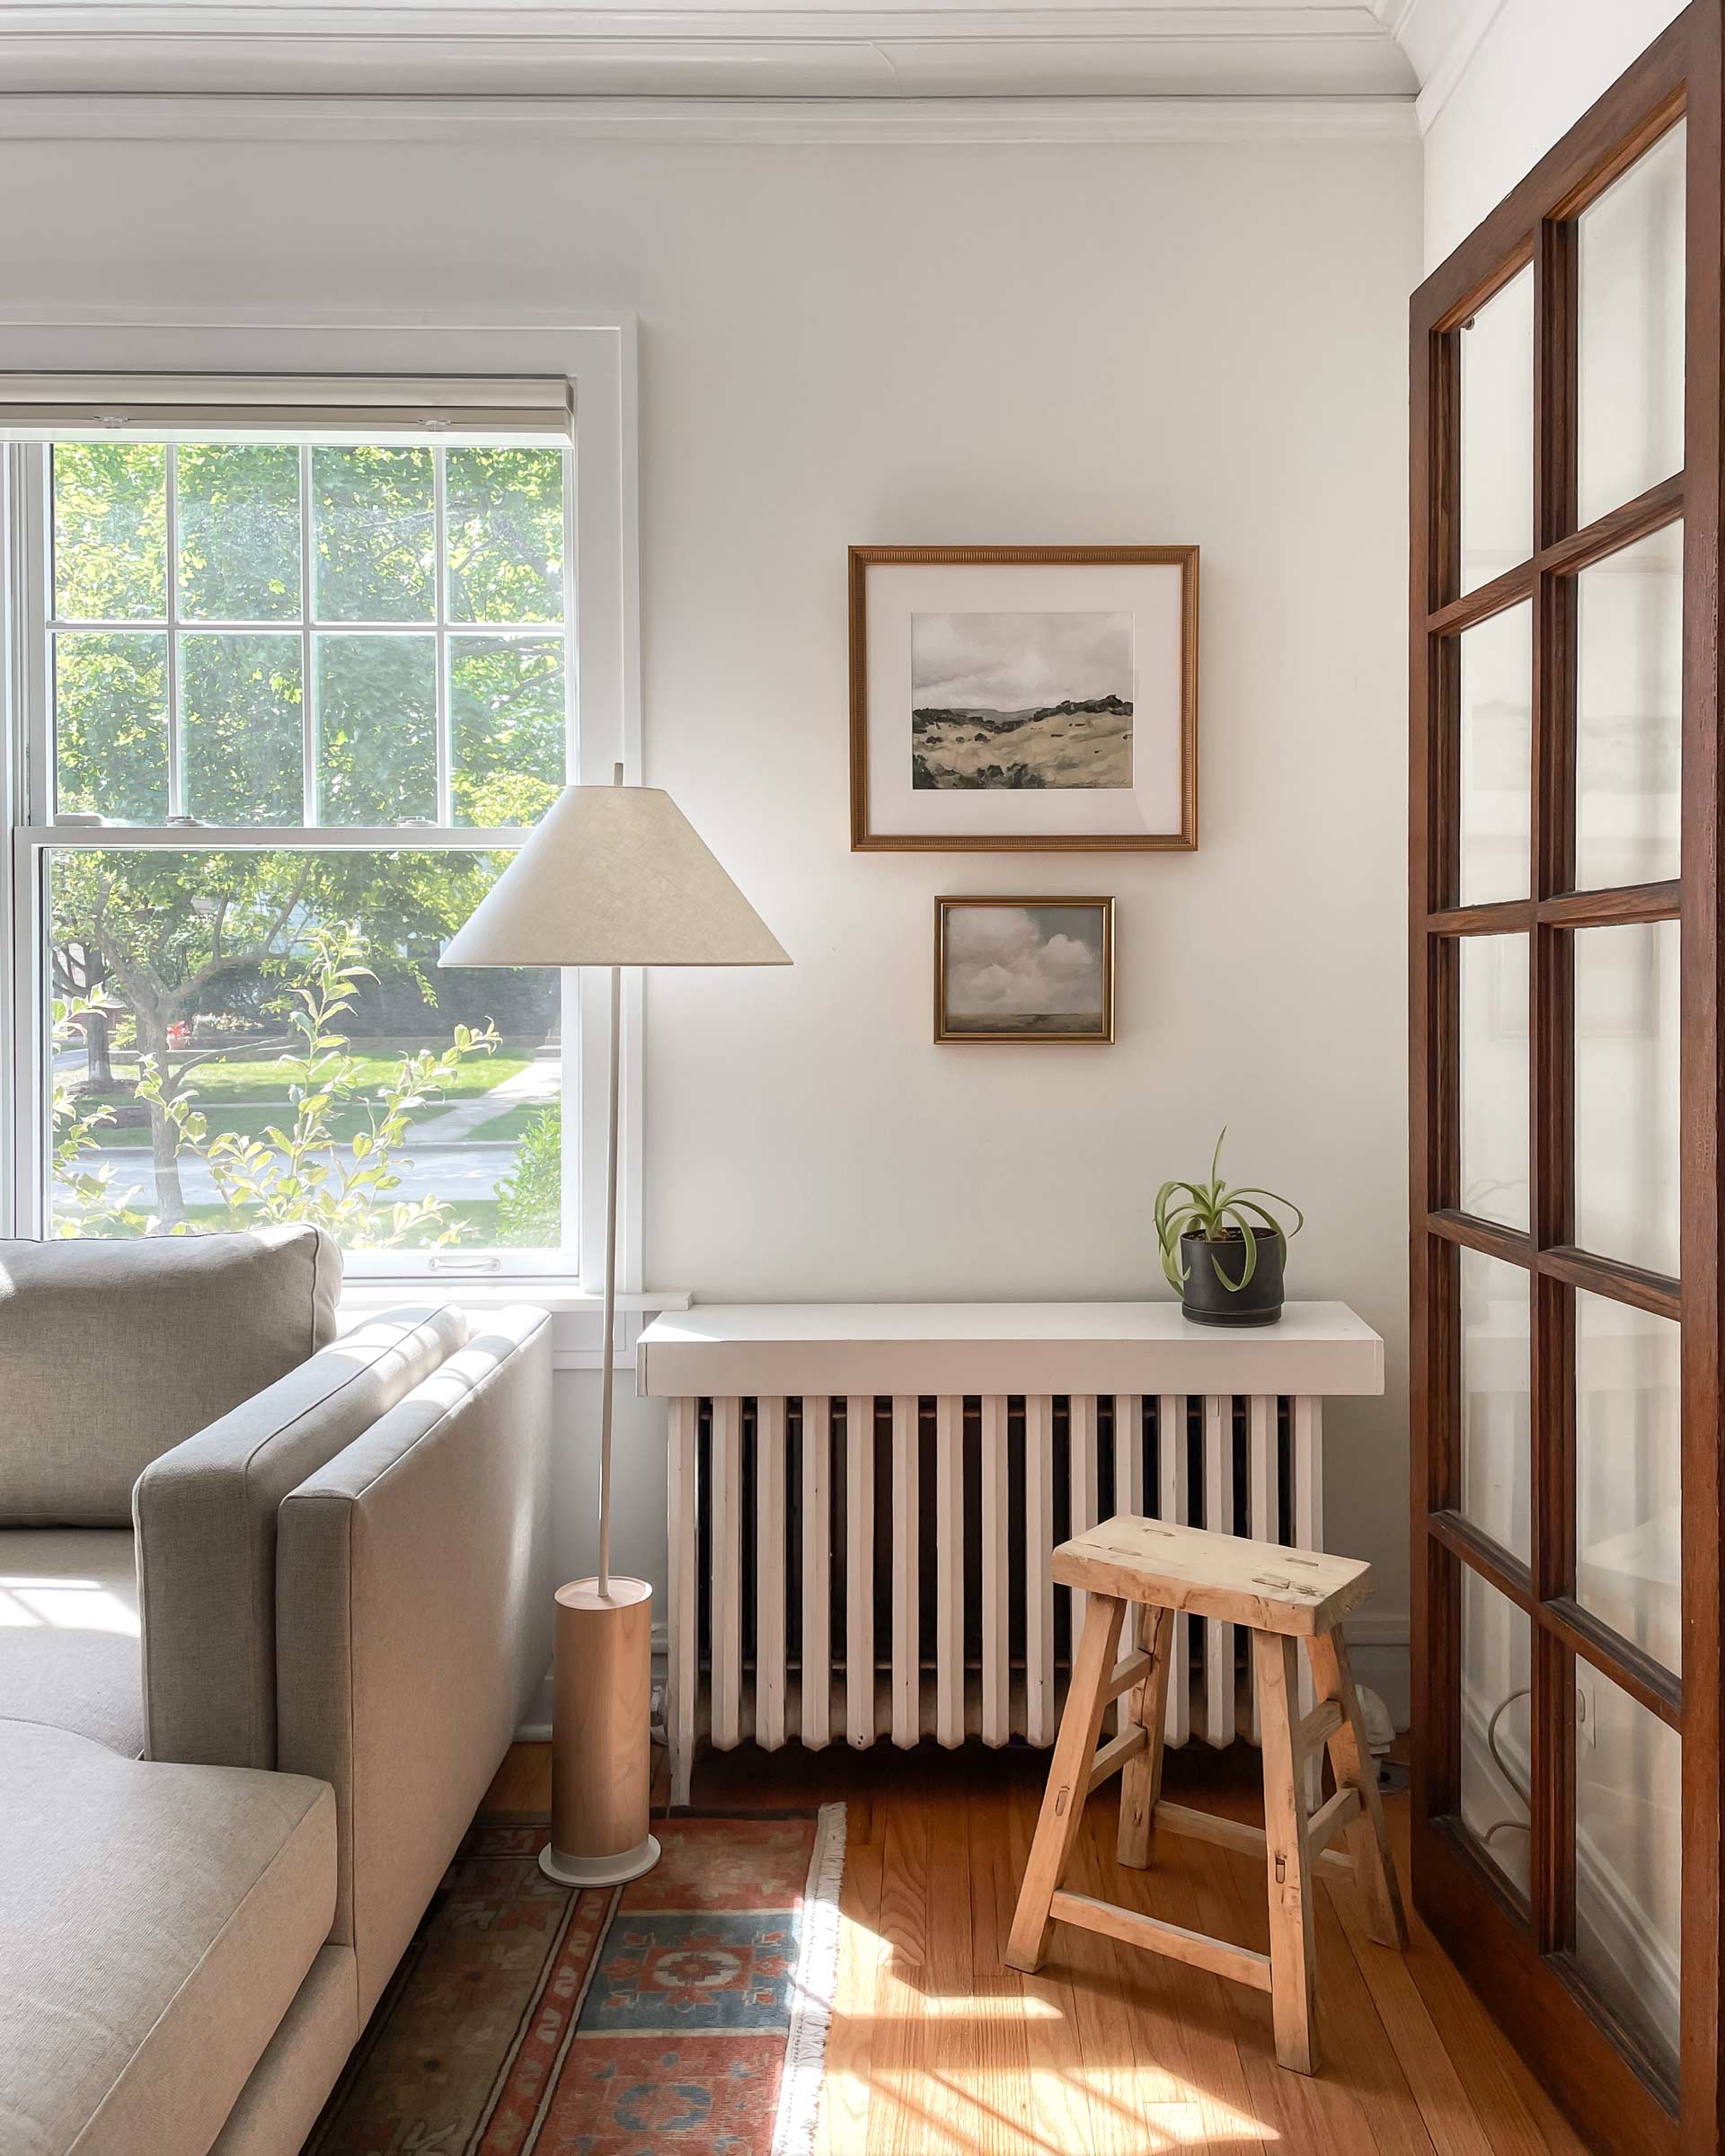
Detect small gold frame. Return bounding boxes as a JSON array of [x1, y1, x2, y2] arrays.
[[934, 896, 1115, 1045]]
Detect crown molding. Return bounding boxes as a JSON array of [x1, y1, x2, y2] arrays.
[[0, 2, 1429, 25], [0, 2, 1420, 100], [0, 0, 1527, 121], [1396, 0, 1507, 130], [0, 89, 1419, 140], [5, 0, 1562, 123]]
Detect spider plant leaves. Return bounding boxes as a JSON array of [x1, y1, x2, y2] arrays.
[[1205, 1201, 1266, 1289], [1221, 1196, 1294, 1259], [1217, 1185, 1306, 1237], [1153, 1131, 1302, 1299]]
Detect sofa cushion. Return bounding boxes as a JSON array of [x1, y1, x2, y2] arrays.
[[136, 1303, 468, 1770], [0, 1529, 142, 1755], [0, 1226, 341, 1527], [0, 1719, 336, 2156]]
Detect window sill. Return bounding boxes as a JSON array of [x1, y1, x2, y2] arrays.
[[337, 1280, 693, 1371]]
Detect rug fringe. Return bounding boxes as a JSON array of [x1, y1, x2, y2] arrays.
[[771, 1800, 847, 2156]]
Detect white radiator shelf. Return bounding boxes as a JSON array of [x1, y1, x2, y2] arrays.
[[637, 1300, 1383, 1398]]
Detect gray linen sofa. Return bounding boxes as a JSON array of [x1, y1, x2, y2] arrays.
[[0, 1225, 553, 2156]]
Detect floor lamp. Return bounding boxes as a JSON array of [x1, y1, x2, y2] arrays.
[[445, 766, 789, 1885]]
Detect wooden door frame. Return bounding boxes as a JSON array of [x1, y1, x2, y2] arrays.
[[1410, 7, 1722, 2151]]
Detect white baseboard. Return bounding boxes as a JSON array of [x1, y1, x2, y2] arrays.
[[1345, 1609, 1411, 1733], [518, 1670, 553, 1743], [1348, 1643, 1411, 1732], [514, 1630, 669, 1743], [515, 1619, 1415, 1745]]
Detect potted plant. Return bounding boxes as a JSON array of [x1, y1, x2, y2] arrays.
[[1155, 1129, 1305, 1328]]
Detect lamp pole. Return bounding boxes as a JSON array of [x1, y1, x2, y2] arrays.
[[597, 763, 624, 1601]]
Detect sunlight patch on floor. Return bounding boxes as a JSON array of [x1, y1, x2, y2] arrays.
[[819, 1907, 1279, 2153], [885, 1990, 1064, 2019], [0, 1577, 139, 1634], [835, 2069, 1274, 2153]]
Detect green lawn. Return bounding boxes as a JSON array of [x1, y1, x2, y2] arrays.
[[96, 1102, 544, 1151], [98, 1102, 390, 1148], [107, 1049, 532, 1104], [447, 1201, 504, 1243], [89, 1047, 533, 1147], [462, 1104, 548, 1144]]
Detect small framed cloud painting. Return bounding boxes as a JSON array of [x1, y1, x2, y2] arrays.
[[850, 544, 1198, 852], [934, 897, 1115, 1045]]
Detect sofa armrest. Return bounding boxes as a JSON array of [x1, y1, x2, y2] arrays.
[[135, 1304, 470, 1769], [274, 1307, 553, 2020]]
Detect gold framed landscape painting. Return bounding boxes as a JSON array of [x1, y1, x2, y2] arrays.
[[934, 897, 1115, 1045], [849, 544, 1198, 852]]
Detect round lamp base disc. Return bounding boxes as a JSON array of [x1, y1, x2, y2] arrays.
[[538, 1834, 661, 1888]]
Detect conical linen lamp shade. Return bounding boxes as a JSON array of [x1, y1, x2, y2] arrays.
[[443, 783, 789, 969]]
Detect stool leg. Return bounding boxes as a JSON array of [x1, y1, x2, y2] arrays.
[[1254, 1630, 1318, 2074], [1117, 1604, 1172, 1869], [1005, 1593, 1126, 1973], [1306, 1629, 1409, 1951]]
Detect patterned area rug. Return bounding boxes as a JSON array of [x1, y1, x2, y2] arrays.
[[306, 1804, 846, 2156]]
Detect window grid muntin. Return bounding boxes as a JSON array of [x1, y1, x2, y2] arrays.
[[299, 443, 315, 824], [42, 436, 572, 834], [433, 440, 452, 825], [164, 443, 182, 815]]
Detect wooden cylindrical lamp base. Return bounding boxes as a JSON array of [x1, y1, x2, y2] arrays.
[[539, 1577, 661, 1887]]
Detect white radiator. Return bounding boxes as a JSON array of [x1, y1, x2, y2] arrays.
[[641, 1304, 1383, 1811], [663, 1387, 1326, 1807]]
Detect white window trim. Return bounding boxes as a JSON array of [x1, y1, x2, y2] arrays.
[[0, 310, 646, 1298]]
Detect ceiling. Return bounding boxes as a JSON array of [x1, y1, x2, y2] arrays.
[[0, 0, 1499, 120]]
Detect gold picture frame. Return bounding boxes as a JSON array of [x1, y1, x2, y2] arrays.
[[934, 896, 1115, 1045], [850, 544, 1199, 852]]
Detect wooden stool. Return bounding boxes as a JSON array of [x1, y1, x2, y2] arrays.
[[1004, 1514, 1408, 2074]]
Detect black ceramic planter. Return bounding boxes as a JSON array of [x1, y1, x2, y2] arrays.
[[1180, 1227, 1285, 1327]]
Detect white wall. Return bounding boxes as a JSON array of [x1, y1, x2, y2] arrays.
[[0, 124, 1420, 1692], [1425, 0, 1688, 267]]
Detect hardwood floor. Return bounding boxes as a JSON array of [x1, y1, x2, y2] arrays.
[[482, 1737, 1589, 2156]]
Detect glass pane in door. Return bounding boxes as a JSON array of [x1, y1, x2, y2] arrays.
[[1578, 121, 1686, 528], [1459, 264, 1535, 594], [1574, 1673, 1680, 2081], [1574, 920, 1681, 1277], [1577, 1292, 1680, 1672], [1461, 1250, 1531, 1563], [1461, 1567, 1533, 1901], [1460, 932, 1529, 1229], [1459, 603, 1533, 905], [1576, 522, 1683, 891]]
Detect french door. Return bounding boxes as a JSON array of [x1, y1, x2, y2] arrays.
[[1411, 8, 1725, 2152]]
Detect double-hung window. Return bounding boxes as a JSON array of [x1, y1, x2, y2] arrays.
[[2, 373, 594, 1277]]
